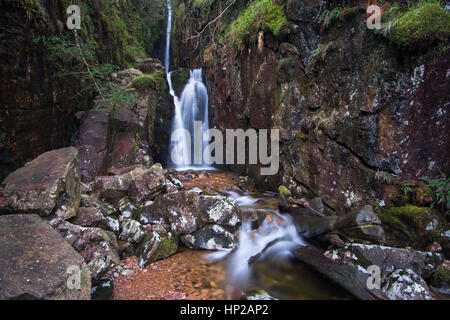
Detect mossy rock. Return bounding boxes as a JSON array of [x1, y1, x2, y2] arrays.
[[390, 3, 450, 48], [278, 185, 291, 198], [128, 72, 163, 92]]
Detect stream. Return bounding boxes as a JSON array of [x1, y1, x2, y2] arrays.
[[112, 170, 351, 300]]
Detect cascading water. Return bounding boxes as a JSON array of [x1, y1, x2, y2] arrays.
[[164, 0, 213, 171]]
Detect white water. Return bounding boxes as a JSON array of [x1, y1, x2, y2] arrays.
[[164, 0, 214, 171], [205, 191, 306, 287]]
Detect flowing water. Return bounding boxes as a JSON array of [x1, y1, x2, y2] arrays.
[[206, 188, 351, 299], [165, 0, 214, 171]]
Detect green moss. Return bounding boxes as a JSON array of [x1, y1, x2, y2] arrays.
[[377, 209, 412, 239], [383, 205, 433, 226], [152, 233, 178, 262], [228, 0, 287, 48], [124, 46, 146, 64], [296, 133, 309, 142], [128, 74, 157, 92], [389, 2, 450, 48], [431, 266, 450, 287], [278, 185, 291, 198]]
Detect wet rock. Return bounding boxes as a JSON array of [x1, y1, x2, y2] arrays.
[[91, 278, 114, 300], [309, 197, 324, 215], [75, 109, 112, 182], [199, 195, 242, 232], [292, 245, 387, 300], [70, 207, 111, 230], [238, 176, 256, 192], [295, 205, 385, 243], [145, 190, 202, 235], [429, 260, 450, 296], [1, 147, 80, 219], [50, 219, 120, 280], [128, 163, 166, 205], [118, 219, 147, 244], [382, 269, 432, 300], [137, 231, 178, 268], [0, 214, 91, 299], [244, 289, 277, 300], [181, 225, 237, 250], [335, 206, 386, 243]]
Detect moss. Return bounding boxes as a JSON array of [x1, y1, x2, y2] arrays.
[[124, 46, 146, 64], [377, 209, 412, 239], [228, 0, 287, 48], [383, 205, 433, 226], [296, 133, 309, 143], [389, 2, 450, 48], [152, 233, 178, 262], [278, 185, 291, 198], [128, 74, 158, 92], [431, 267, 450, 287]]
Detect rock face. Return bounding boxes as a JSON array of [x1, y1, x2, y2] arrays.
[[0, 215, 91, 299], [50, 219, 120, 281], [70, 207, 111, 230], [0, 0, 168, 182], [1, 147, 80, 219]]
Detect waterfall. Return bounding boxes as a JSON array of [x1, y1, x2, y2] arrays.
[[165, 0, 214, 171]]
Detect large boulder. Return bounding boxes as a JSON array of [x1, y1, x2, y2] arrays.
[[199, 195, 242, 232], [50, 219, 120, 280], [181, 225, 237, 250], [128, 163, 166, 205], [1, 147, 80, 219], [144, 190, 203, 235], [0, 215, 91, 299]]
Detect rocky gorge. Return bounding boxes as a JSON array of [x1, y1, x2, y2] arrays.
[[0, 0, 449, 301]]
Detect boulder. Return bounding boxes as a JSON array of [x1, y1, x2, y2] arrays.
[[137, 231, 179, 268], [94, 165, 148, 200], [181, 225, 237, 250], [0, 215, 90, 299], [145, 190, 203, 235], [70, 207, 111, 230], [128, 163, 166, 205], [75, 109, 112, 182], [91, 278, 114, 300], [430, 260, 450, 296], [199, 195, 242, 232], [382, 269, 433, 300], [50, 219, 120, 280], [1, 147, 80, 219]]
